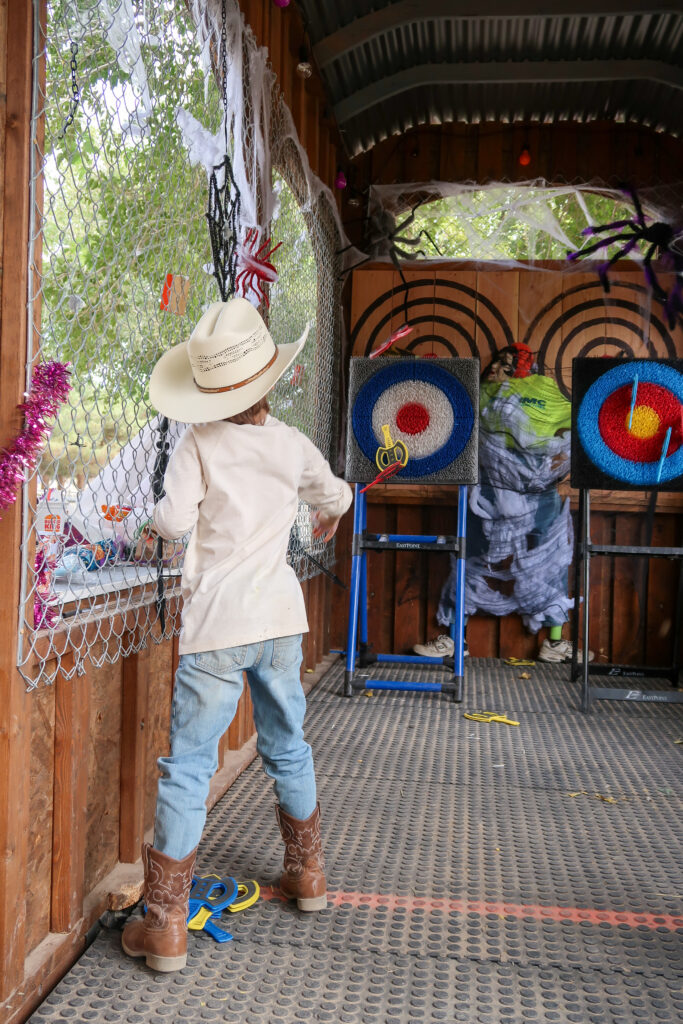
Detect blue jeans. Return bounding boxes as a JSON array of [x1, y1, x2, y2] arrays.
[[154, 635, 317, 860]]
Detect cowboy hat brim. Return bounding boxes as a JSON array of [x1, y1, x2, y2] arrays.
[[149, 323, 310, 423]]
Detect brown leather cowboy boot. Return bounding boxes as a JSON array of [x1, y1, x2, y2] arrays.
[[121, 842, 196, 972], [275, 802, 327, 911]]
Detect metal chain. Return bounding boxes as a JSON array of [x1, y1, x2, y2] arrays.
[[58, 41, 80, 140], [221, 0, 228, 147], [206, 0, 240, 300]]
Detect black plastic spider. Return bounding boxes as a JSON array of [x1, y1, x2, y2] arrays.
[[337, 196, 442, 284], [337, 197, 442, 321], [567, 186, 683, 328]]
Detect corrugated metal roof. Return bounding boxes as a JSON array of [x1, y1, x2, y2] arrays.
[[293, 2, 683, 153]]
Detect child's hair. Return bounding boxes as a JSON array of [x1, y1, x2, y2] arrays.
[[225, 396, 270, 425]]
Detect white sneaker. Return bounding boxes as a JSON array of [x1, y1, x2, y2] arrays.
[[537, 638, 594, 664], [412, 635, 468, 658]]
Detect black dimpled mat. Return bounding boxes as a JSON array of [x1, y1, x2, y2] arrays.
[[30, 659, 683, 1023]]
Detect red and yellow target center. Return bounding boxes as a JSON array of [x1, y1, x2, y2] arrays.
[[626, 405, 661, 439], [396, 402, 430, 435]]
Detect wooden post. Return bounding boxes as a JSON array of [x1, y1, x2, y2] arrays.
[[119, 645, 149, 863], [0, 0, 36, 997]]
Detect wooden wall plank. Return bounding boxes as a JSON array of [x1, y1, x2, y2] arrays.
[[306, 573, 321, 670], [242, 684, 254, 743], [85, 654, 121, 893], [294, 74, 307, 155], [424, 502, 455, 644], [119, 646, 148, 863], [355, 121, 683, 191], [329, 508, 353, 650], [243, 0, 263, 43], [611, 515, 646, 665], [299, 577, 310, 673], [585, 512, 614, 664], [350, 269, 402, 357], [261, 0, 271, 69], [498, 614, 539, 661], [322, 576, 332, 657], [25, 684, 55, 953], [365, 498, 394, 655], [393, 505, 425, 654], [382, 507, 399, 654], [476, 269, 519, 350], [226, 680, 246, 751], [307, 93, 319, 178], [50, 655, 90, 933], [278, 7, 293, 109], [144, 641, 174, 835], [646, 514, 681, 668], [477, 124, 506, 183], [466, 615, 499, 658]]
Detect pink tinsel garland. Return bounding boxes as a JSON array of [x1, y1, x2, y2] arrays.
[[0, 361, 72, 517], [0, 361, 71, 629]]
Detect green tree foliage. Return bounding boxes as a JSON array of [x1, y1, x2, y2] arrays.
[[410, 187, 643, 262], [40, 0, 220, 484]]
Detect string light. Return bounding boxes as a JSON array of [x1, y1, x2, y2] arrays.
[[518, 145, 531, 167]]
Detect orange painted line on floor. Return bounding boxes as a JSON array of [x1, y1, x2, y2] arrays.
[[260, 887, 682, 932]]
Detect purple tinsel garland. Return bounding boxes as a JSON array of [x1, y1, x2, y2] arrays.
[[0, 361, 72, 516]]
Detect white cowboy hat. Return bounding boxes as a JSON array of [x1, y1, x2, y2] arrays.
[[149, 298, 309, 423]]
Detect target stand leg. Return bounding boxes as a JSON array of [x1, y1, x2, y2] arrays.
[[447, 485, 467, 703], [343, 485, 365, 697], [577, 488, 683, 709], [580, 491, 592, 712]]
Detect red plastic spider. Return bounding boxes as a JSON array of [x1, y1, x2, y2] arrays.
[[235, 229, 283, 307]]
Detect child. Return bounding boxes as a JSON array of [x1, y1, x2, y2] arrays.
[[122, 298, 353, 972]]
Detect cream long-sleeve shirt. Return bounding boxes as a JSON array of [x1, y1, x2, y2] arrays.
[[153, 415, 353, 655]]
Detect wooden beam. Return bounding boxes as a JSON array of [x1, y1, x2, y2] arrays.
[[0, 0, 35, 998], [50, 654, 90, 933], [314, 1, 683, 68], [334, 60, 683, 125]]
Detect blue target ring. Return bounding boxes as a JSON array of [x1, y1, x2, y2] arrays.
[[352, 361, 474, 478], [577, 361, 683, 486]]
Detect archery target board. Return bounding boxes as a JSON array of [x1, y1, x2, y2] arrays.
[[571, 357, 683, 491], [346, 357, 479, 485]]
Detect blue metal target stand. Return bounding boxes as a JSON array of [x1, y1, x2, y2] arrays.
[[571, 488, 683, 711], [570, 357, 683, 711], [343, 483, 468, 702]]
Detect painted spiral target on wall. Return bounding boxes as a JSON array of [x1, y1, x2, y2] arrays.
[[571, 358, 683, 491], [345, 358, 480, 484], [350, 271, 514, 360], [525, 280, 679, 399]]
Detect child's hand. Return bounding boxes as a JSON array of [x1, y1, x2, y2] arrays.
[[139, 521, 159, 543], [311, 510, 340, 542]]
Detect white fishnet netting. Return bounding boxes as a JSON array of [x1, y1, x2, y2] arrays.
[[353, 180, 682, 636], [345, 180, 683, 270]]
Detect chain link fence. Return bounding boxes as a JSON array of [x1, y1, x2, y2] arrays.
[[21, 0, 341, 688]]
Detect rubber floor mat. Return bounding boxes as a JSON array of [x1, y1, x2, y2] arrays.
[[30, 659, 683, 1023]]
